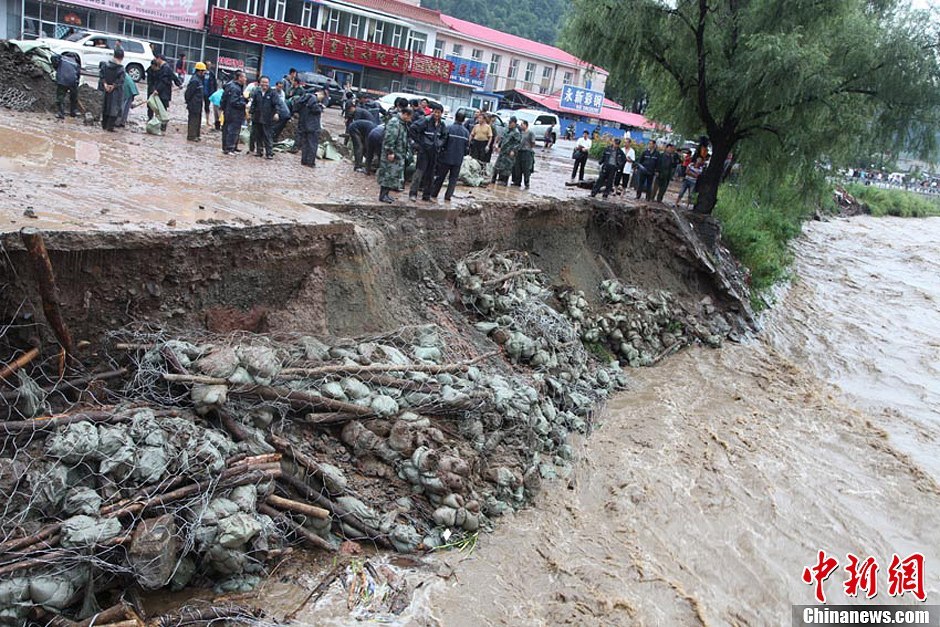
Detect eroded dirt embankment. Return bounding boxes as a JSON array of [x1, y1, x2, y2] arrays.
[[0, 200, 755, 623], [1, 201, 752, 346]]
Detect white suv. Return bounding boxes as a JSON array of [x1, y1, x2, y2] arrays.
[[495, 108, 559, 144], [31, 32, 154, 82]]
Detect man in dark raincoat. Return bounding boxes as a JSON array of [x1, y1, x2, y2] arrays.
[[184, 62, 206, 142], [98, 49, 126, 132], [295, 88, 325, 167], [52, 53, 80, 119], [408, 103, 447, 201], [491, 116, 521, 185], [220, 71, 248, 155], [377, 108, 413, 203], [250, 76, 278, 159]]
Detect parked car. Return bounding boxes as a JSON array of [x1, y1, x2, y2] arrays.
[[377, 91, 449, 118], [24, 31, 154, 82], [495, 108, 559, 144], [297, 72, 343, 107]]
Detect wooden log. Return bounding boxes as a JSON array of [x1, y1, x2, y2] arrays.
[[0, 406, 180, 436], [218, 410, 252, 442], [482, 268, 543, 287], [266, 494, 329, 520], [300, 412, 361, 426], [233, 385, 375, 417], [20, 228, 74, 356], [268, 434, 332, 486], [280, 351, 498, 377], [0, 368, 128, 402], [257, 503, 335, 553], [0, 348, 40, 383], [0, 521, 60, 554]]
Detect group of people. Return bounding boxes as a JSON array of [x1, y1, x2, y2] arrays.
[[577, 133, 710, 207], [341, 98, 542, 203]]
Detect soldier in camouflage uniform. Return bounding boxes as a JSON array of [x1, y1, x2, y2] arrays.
[[378, 108, 413, 203], [491, 116, 521, 186]]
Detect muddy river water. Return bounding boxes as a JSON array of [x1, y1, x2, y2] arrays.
[[233, 215, 940, 626], [412, 215, 940, 625]]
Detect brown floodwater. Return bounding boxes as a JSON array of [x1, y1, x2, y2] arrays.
[[210, 216, 940, 626]]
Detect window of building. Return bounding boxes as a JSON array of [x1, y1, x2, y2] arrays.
[[542, 66, 553, 82], [508, 58, 519, 79], [563, 71, 573, 85], [452, 43, 463, 56], [524, 62, 536, 83], [367, 20, 385, 44], [297, 2, 312, 26], [273, 0, 286, 22], [471, 48, 483, 61], [390, 24, 404, 48], [433, 40, 445, 58], [347, 14, 361, 38], [327, 9, 340, 33], [489, 53, 501, 75], [408, 31, 427, 55]]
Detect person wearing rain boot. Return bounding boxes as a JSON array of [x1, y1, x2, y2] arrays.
[[378, 107, 412, 203], [98, 49, 126, 132], [491, 116, 521, 186], [184, 62, 207, 142], [52, 53, 80, 119]]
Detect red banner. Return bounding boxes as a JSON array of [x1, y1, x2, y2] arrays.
[[209, 8, 455, 83], [409, 53, 454, 83], [321, 32, 410, 74], [210, 7, 323, 56]]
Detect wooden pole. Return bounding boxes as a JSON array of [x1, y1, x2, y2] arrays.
[[19, 228, 74, 356], [0, 347, 40, 383]]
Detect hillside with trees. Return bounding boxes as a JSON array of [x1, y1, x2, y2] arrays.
[[421, 0, 568, 45]]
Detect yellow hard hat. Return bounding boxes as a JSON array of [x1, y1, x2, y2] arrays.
[[194, 62, 207, 71]]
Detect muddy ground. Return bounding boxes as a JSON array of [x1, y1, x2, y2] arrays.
[[0, 91, 621, 233]]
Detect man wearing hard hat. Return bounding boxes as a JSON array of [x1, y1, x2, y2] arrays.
[[184, 62, 208, 142]]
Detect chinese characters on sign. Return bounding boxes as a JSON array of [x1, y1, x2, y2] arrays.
[[66, 0, 206, 29], [210, 8, 323, 56], [802, 551, 926, 604], [409, 54, 454, 83], [324, 32, 409, 73], [559, 85, 605, 115], [446, 55, 486, 89], [209, 8, 454, 83]]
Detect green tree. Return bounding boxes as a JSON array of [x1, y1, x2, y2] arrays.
[[422, 0, 569, 45], [562, 0, 940, 215]]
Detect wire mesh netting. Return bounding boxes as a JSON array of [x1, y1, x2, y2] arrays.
[[0, 246, 731, 623]]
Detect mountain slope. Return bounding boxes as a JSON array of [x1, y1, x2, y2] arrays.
[[421, 0, 569, 46]]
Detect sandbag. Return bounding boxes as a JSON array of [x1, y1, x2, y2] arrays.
[[146, 115, 164, 136], [147, 92, 169, 122]]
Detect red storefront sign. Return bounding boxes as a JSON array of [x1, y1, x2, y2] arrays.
[[208, 7, 454, 83], [409, 53, 453, 83], [322, 32, 411, 73], [209, 7, 324, 55]]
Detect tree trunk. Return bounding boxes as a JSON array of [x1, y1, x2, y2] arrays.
[[693, 139, 732, 215]]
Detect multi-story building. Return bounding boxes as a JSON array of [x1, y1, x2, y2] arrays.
[[2, 0, 610, 116], [432, 14, 607, 112]]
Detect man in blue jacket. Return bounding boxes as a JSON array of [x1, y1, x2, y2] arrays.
[[220, 71, 247, 155], [430, 110, 470, 201]]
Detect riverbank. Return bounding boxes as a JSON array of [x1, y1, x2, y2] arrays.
[[421, 215, 940, 625]]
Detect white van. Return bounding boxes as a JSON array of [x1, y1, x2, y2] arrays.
[[495, 108, 559, 144]]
